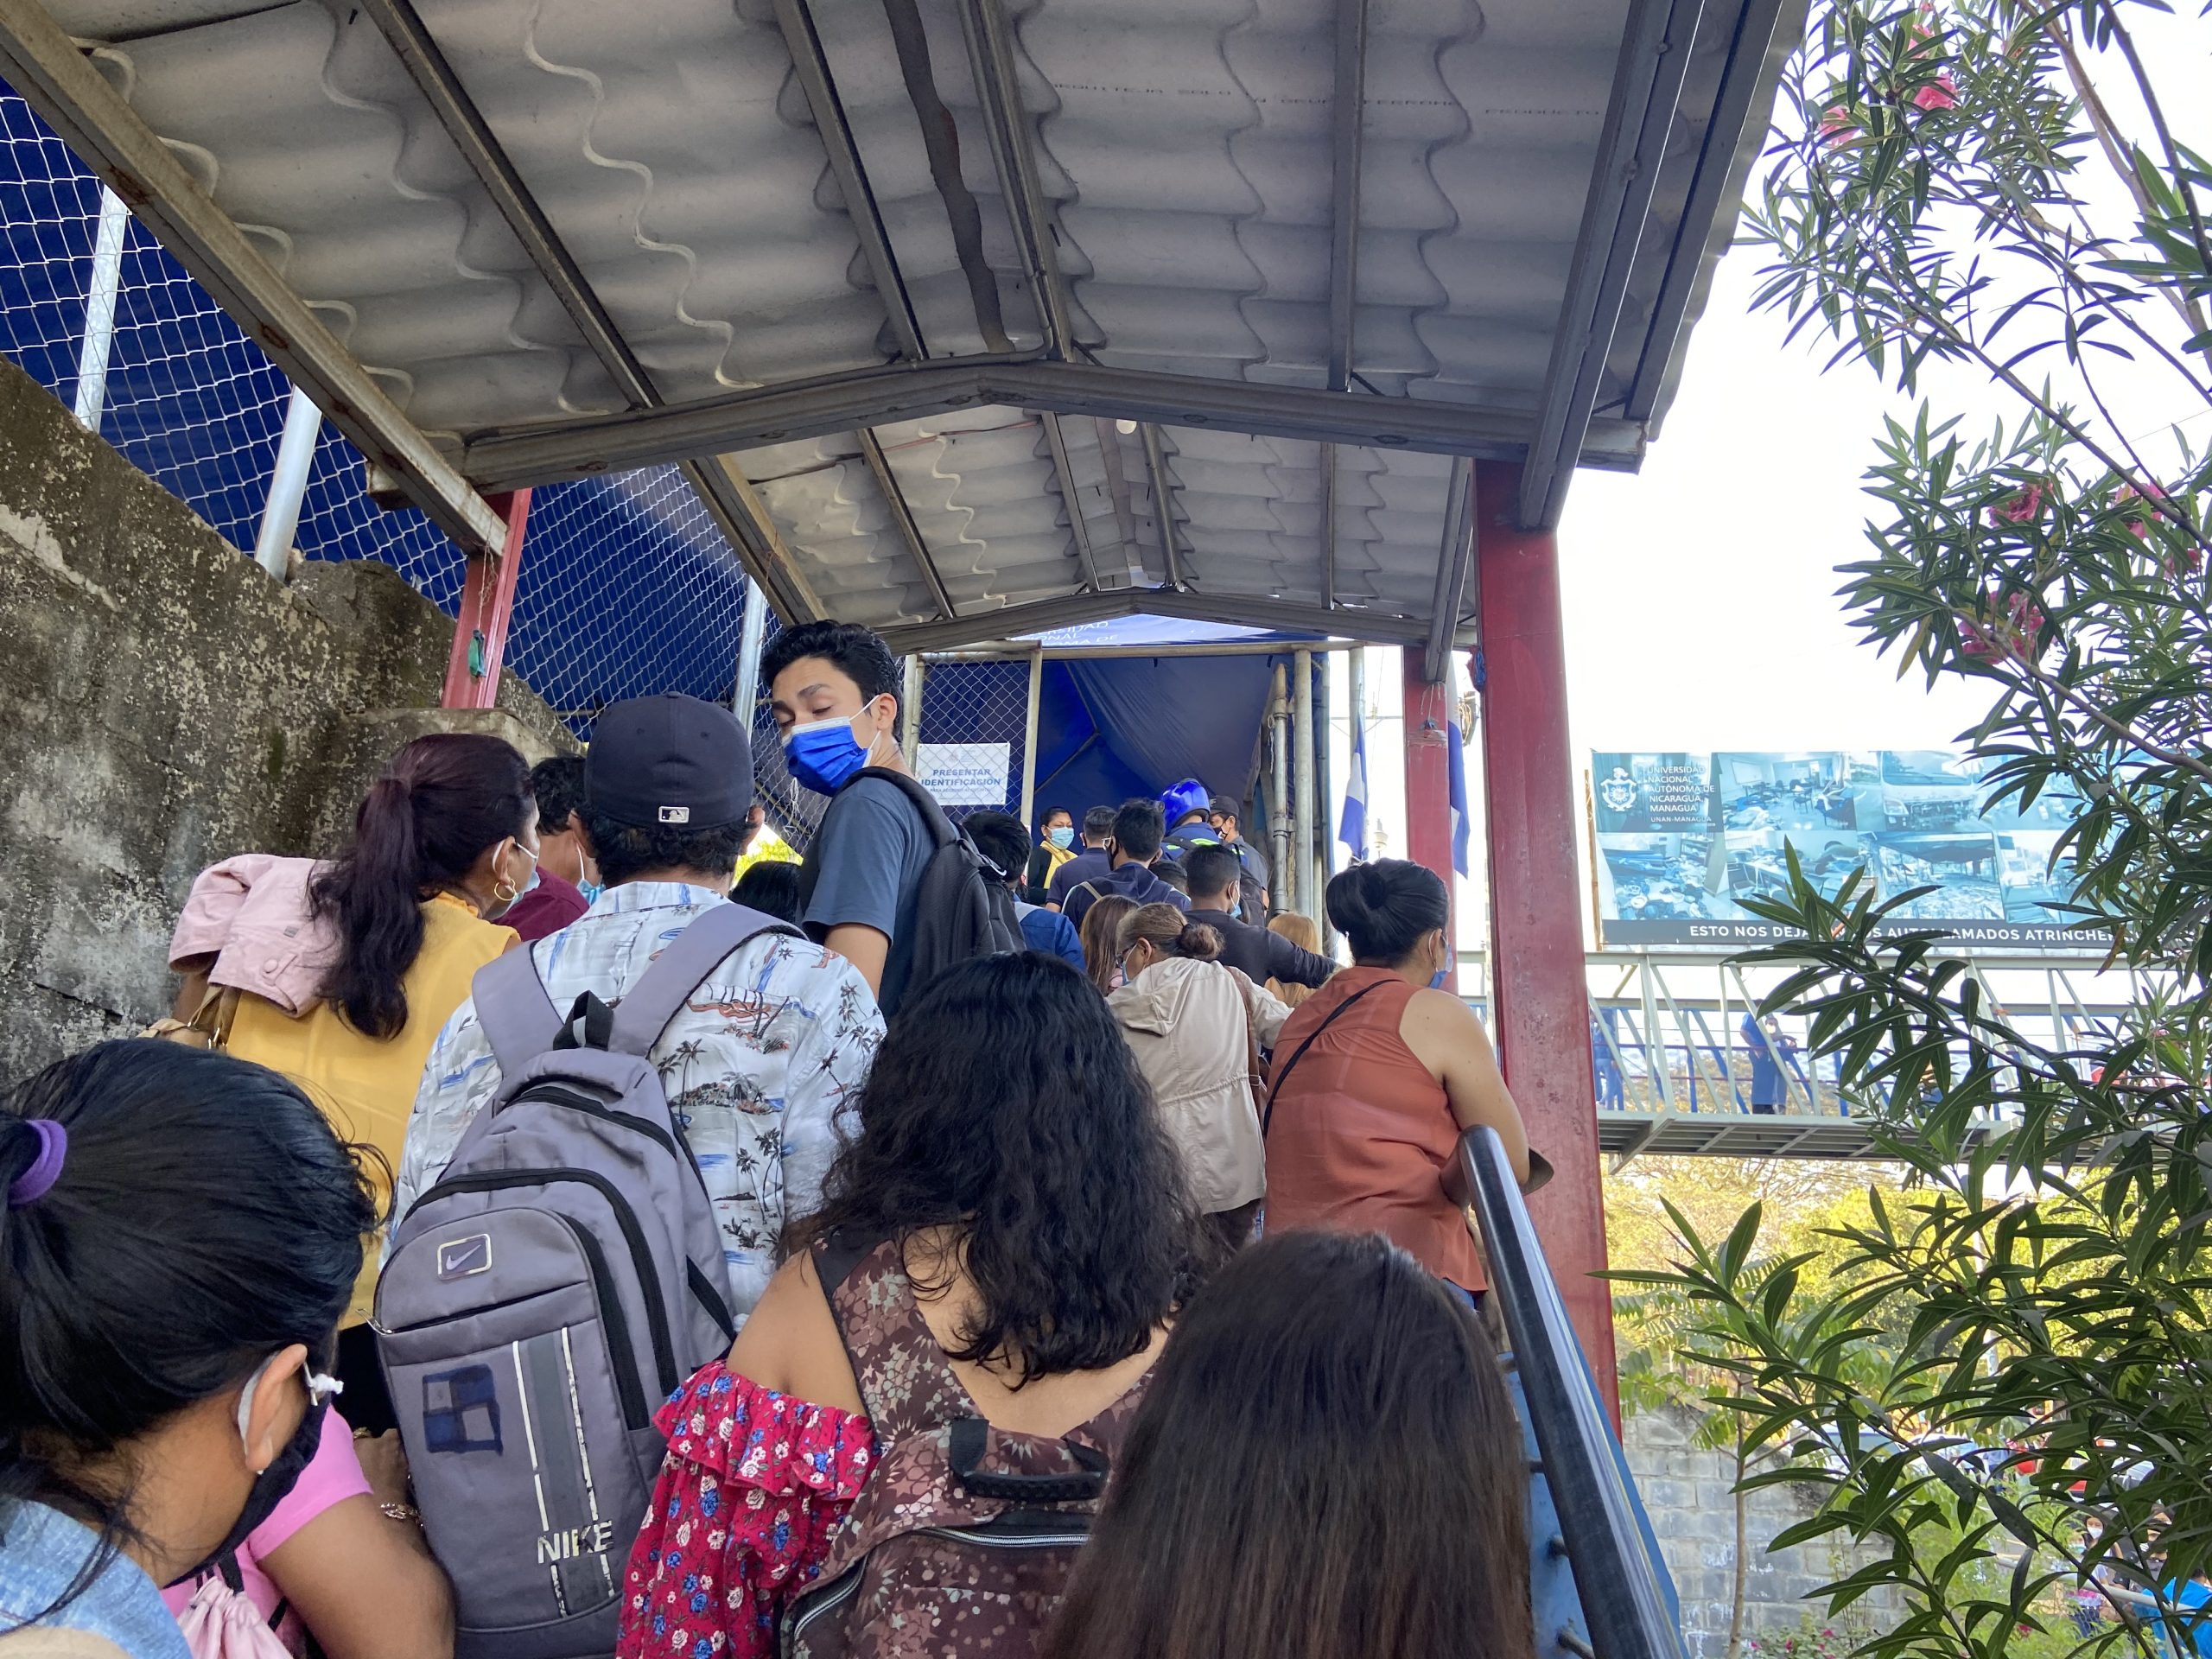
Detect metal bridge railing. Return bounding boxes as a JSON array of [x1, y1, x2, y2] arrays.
[[1448, 1127, 1689, 1659]]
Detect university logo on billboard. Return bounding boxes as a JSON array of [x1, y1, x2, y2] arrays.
[[1589, 750, 2089, 950]]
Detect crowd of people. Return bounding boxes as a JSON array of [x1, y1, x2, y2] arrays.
[[1, 616, 1542, 1659]]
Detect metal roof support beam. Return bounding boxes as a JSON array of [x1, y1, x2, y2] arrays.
[[875, 585, 1476, 656], [1518, 0, 1701, 531], [1138, 423, 1185, 589], [1039, 411, 1102, 590], [1319, 440, 1338, 607], [879, 589, 1132, 654], [353, 0, 817, 620], [0, 0, 506, 552], [1624, 0, 1801, 423], [771, 0, 928, 360], [856, 429, 957, 620], [461, 357, 1645, 490], [956, 0, 1072, 355], [1421, 457, 1475, 682], [1135, 588, 1472, 651], [1326, 0, 1369, 391]]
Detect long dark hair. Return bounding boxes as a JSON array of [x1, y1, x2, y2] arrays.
[[1044, 1230, 1533, 1659], [791, 953, 1201, 1378], [312, 733, 532, 1037], [0, 1042, 378, 1620]]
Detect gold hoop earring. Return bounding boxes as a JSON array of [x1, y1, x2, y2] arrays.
[[493, 878, 518, 905]]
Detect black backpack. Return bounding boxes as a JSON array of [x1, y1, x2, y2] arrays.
[[800, 768, 1022, 1002]]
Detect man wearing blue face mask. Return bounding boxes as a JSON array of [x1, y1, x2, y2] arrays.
[[764, 620, 939, 1014]]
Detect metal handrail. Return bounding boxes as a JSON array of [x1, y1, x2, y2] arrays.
[[1446, 1127, 1689, 1659]]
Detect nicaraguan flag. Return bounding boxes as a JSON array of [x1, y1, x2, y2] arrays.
[[1338, 710, 1370, 861], [1447, 717, 1471, 878]]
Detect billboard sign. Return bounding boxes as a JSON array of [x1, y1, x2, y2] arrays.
[[1590, 749, 2087, 950]]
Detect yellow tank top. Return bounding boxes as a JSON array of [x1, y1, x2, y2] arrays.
[[225, 892, 515, 1325]]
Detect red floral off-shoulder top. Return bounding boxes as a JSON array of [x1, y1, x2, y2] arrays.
[[617, 1362, 877, 1659]]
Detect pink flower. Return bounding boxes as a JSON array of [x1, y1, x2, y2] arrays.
[[2114, 480, 2168, 539], [1987, 483, 2044, 525], [1820, 106, 1860, 148], [1913, 74, 1959, 111], [1961, 587, 2046, 664]]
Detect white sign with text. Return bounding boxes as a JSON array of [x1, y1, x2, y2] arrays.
[[915, 741, 1013, 807]]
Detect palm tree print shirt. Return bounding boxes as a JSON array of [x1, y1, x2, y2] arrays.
[[390, 882, 885, 1321]]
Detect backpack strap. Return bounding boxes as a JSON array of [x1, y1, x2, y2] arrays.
[[849, 766, 957, 849], [607, 901, 804, 1057], [1262, 982, 1384, 1135], [469, 944, 563, 1083]]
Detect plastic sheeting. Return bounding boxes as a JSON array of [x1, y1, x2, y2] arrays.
[[1027, 652, 1290, 821]]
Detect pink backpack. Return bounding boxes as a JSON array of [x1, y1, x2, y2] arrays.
[[174, 1557, 291, 1659]]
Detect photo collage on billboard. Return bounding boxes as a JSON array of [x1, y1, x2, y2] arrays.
[[1589, 750, 2086, 949]]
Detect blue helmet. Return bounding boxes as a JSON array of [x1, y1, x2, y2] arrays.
[[1160, 778, 1211, 826]]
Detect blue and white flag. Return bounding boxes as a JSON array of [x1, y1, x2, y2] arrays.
[[1447, 717, 1471, 879], [1338, 709, 1370, 862]]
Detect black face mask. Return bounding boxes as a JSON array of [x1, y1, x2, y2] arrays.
[[166, 1366, 332, 1588]]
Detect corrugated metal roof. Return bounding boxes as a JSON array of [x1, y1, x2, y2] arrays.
[[29, 0, 1794, 645]]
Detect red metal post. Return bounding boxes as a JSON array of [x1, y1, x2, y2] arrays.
[[1471, 459, 1618, 1416], [442, 489, 531, 710], [1400, 648, 1459, 995]]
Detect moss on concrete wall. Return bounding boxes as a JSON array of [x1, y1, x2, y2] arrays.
[[0, 351, 571, 1082]]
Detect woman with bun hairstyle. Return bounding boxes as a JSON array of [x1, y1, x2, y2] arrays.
[[166, 733, 537, 1423], [1262, 861, 1531, 1303], [0, 1042, 453, 1659], [1108, 903, 1291, 1253]]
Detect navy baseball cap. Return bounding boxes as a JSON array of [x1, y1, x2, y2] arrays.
[[586, 695, 753, 829]]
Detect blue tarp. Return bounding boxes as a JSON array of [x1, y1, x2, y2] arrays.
[[1028, 650, 1291, 820]]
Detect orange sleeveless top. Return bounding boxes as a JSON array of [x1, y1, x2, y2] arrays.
[[1262, 966, 1484, 1293]]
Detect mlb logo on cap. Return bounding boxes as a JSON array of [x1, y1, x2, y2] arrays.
[[585, 695, 753, 830]]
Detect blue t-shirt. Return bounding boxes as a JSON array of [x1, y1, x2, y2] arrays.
[[803, 775, 936, 1018], [2152, 1580, 2212, 1659], [1014, 902, 1085, 970]]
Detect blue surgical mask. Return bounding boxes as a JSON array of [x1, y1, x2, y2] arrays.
[[1429, 969, 1451, 990], [578, 880, 605, 906], [1047, 826, 1075, 849], [784, 713, 871, 796]]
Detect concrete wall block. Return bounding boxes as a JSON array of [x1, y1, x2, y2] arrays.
[[0, 353, 575, 1084]]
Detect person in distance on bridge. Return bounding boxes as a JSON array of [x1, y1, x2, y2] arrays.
[[1061, 799, 1190, 932], [966, 810, 1086, 971], [495, 754, 594, 942], [1181, 845, 1335, 995], [1265, 912, 1326, 1008], [1024, 804, 1078, 905], [1043, 1230, 1532, 1659], [1046, 804, 1118, 911]]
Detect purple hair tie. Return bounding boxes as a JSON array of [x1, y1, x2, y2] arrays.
[[7, 1119, 67, 1207]]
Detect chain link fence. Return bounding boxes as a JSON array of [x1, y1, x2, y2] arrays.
[[0, 83, 752, 734], [913, 658, 1034, 826]]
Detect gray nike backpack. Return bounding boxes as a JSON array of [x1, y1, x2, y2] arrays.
[[376, 903, 798, 1659]]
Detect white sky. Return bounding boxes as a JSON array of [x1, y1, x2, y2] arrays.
[[1306, 10, 2211, 949]]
